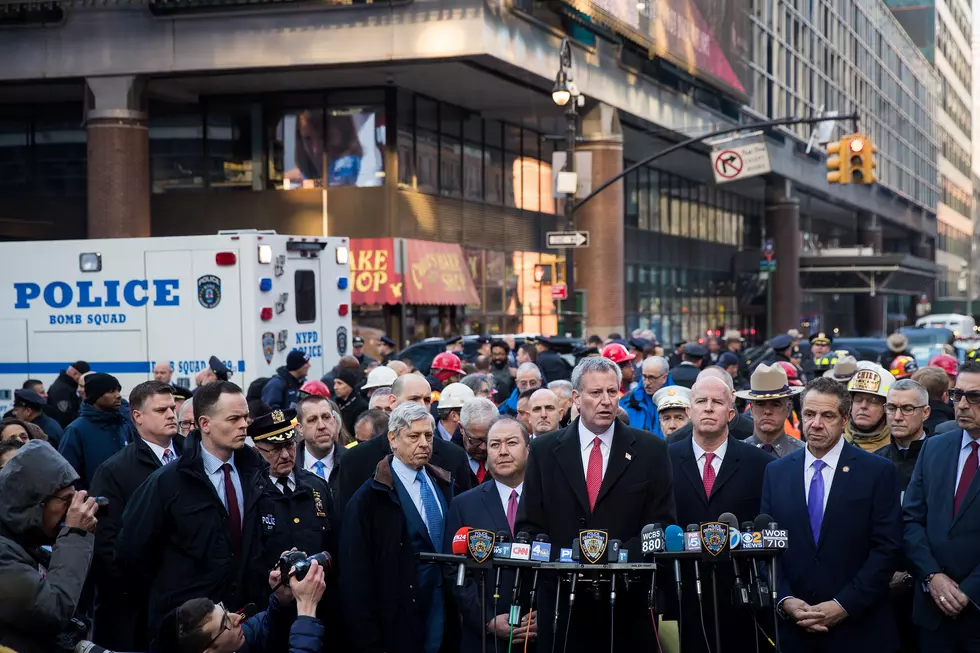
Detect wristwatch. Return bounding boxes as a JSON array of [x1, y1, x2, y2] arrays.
[[924, 573, 937, 592]]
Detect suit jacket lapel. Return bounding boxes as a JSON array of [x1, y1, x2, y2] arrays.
[[788, 452, 814, 551], [479, 481, 512, 535], [817, 444, 857, 550], [952, 435, 980, 526], [596, 423, 636, 506], [710, 441, 739, 499], [555, 423, 591, 515], [679, 439, 709, 506]]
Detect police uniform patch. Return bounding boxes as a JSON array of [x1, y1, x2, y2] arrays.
[[700, 522, 729, 556], [261, 513, 276, 531], [578, 530, 608, 564], [197, 275, 221, 309], [312, 490, 326, 518], [467, 529, 496, 564], [262, 332, 275, 365]]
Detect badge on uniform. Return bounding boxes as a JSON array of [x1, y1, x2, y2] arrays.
[[466, 529, 496, 564], [578, 530, 609, 564], [197, 275, 222, 309], [311, 490, 326, 518], [262, 332, 275, 365], [700, 522, 729, 557], [261, 513, 276, 531]]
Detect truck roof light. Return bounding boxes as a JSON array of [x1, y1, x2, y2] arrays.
[[216, 252, 237, 266]]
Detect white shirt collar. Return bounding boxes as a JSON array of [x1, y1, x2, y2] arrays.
[[142, 438, 175, 464], [305, 443, 335, 467], [692, 436, 729, 463], [962, 430, 980, 450], [271, 472, 296, 490], [578, 418, 615, 452], [494, 480, 524, 506], [805, 435, 846, 471], [898, 431, 926, 451], [391, 455, 425, 487]]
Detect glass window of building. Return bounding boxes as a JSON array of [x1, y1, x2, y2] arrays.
[[397, 90, 415, 189], [325, 105, 385, 188], [0, 118, 29, 196], [151, 103, 206, 193], [416, 128, 438, 195], [206, 104, 254, 189], [267, 107, 323, 190], [485, 146, 503, 205]]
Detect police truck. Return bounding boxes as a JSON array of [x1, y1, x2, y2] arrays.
[[0, 231, 353, 414]]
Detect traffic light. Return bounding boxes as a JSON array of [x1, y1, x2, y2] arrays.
[[826, 134, 876, 185], [847, 134, 877, 184]]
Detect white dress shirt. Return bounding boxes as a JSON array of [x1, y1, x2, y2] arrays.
[[200, 443, 243, 518], [271, 473, 297, 493], [804, 436, 846, 513], [303, 444, 336, 480], [691, 437, 728, 479], [143, 438, 177, 466], [494, 480, 523, 515], [391, 456, 443, 530], [437, 422, 455, 442], [955, 430, 980, 489], [578, 419, 615, 477]]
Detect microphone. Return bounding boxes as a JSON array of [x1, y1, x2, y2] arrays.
[[665, 525, 684, 604], [492, 531, 511, 601], [640, 523, 665, 557], [684, 524, 703, 602], [571, 538, 581, 562], [607, 538, 623, 563], [511, 531, 532, 560], [452, 527, 471, 587], [755, 514, 783, 605], [718, 512, 749, 607], [751, 515, 775, 609], [531, 533, 552, 562]]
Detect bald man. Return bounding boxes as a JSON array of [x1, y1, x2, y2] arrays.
[[667, 376, 774, 652], [667, 367, 754, 443], [386, 360, 410, 376], [153, 362, 174, 385], [528, 389, 561, 437]]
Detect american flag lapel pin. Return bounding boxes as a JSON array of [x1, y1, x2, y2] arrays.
[[625, 453, 632, 461]]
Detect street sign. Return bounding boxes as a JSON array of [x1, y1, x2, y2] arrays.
[[547, 231, 590, 248], [759, 259, 776, 272], [552, 283, 568, 301], [763, 238, 775, 262], [710, 141, 772, 184]]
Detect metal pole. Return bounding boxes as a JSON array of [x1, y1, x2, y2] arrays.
[[564, 100, 578, 336], [767, 276, 773, 340]]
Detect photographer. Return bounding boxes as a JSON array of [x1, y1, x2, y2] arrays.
[[163, 554, 326, 653], [0, 440, 100, 653]]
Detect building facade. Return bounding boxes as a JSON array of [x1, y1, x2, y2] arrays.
[[0, 0, 940, 343]]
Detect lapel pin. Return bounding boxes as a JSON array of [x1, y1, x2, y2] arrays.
[[625, 453, 632, 461], [842, 466, 850, 473]]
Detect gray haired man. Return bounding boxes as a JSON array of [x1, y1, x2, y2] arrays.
[[458, 398, 499, 486]]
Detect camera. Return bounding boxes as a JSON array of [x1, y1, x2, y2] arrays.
[[92, 496, 109, 508], [277, 550, 333, 581]]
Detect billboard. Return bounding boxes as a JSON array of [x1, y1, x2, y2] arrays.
[[560, 0, 749, 100]]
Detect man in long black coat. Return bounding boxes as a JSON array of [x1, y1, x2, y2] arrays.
[[89, 381, 184, 651], [516, 357, 676, 653], [668, 373, 776, 652]]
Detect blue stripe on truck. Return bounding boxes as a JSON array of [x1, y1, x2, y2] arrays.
[[0, 361, 247, 375]]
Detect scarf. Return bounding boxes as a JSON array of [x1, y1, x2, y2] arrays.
[[844, 415, 890, 452]]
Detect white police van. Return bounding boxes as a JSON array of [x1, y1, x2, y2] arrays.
[[0, 230, 352, 413]]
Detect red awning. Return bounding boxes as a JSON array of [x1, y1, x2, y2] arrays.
[[349, 238, 480, 307]]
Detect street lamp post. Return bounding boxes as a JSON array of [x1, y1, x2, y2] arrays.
[[553, 39, 580, 336]]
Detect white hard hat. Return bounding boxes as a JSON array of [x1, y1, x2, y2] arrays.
[[846, 364, 895, 399], [439, 383, 475, 409], [363, 365, 398, 390]]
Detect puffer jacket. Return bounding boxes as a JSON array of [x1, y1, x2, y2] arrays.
[[58, 403, 132, 490], [0, 441, 95, 653]]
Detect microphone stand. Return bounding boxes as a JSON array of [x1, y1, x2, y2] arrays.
[[609, 572, 617, 653], [550, 574, 563, 653], [480, 569, 488, 653], [769, 558, 781, 651], [710, 566, 722, 653], [560, 574, 577, 653]]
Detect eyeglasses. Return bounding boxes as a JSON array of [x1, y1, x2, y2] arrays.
[[884, 403, 927, 415], [205, 603, 249, 650], [45, 493, 74, 507], [642, 373, 668, 382], [178, 420, 195, 432], [254, 440, 297, 456], [460, 427, 487, 449], [950, 389, 980, 405]]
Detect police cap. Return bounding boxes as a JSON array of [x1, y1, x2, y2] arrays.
[[247, 408, 298, 444], [13, 389, 46, 409]]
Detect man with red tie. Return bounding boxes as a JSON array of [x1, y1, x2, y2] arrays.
[[905, 360, 980, 652], [455, 398, 499, 486], [517, 356, 676, 653]]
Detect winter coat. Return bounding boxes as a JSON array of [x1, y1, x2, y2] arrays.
[[0, 441, 94, 653], [490, 363, 515, 405], [47, 372, 82, 428], [33, 412, 65, 447], [58, 403, 132, 491], [115, 432, 267, 639], [243, 594, 324, 653], [620, 379, 675, 438], [536, 349, 570, 382], [261, 366, 305, 410]]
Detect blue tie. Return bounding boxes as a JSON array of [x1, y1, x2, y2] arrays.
[[313, 461, 326, 479], [162, 448, 176, 465], [416, 469, 444, 550], [808, 460, 827, 542]]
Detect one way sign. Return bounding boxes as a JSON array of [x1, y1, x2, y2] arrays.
[[546, 231, 590, 249]]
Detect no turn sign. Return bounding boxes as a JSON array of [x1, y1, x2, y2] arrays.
[[710, 140, 772, 184]]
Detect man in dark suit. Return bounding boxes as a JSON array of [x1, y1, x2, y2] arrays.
[[761, 376, 903, 653], [669, 345, 707, 389], [336, 373, 472, 515], [517, 356, 676, 653], [294, 395, 345, 500], [669, 371, 776, 651], [446, 417, 534, 653], [668, 367, 754, 443], [904, 360, 980, 652]]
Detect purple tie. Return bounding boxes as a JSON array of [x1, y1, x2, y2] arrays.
[[808, 460, 827, 543], [506, 490, 519, 537]]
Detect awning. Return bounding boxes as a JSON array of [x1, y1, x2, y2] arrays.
[[799, 253, 940, 296], [349, 238, 480, 306]]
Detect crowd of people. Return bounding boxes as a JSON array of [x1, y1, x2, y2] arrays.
[[0, 327, 978, 653]]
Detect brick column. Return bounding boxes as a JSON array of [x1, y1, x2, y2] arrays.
[[576, 103, 624, 338], [86, 76, 150, 238], [766, 180, 801, 335]]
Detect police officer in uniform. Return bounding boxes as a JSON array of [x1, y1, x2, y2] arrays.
[[247, 408, 339, 630]]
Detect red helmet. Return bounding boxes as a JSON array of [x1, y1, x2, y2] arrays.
[[431, 352, 463, 374], [601, 343, 634, 365], [775, 361, 803, 387], [928, 353, 958, 379], [300, 380, 331, 398], [889, 355, 918, 380]]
